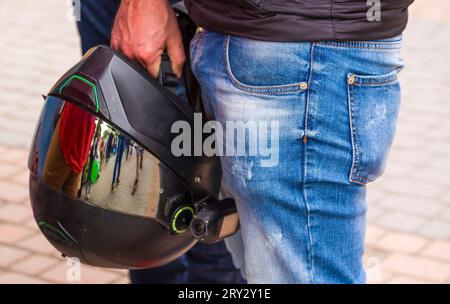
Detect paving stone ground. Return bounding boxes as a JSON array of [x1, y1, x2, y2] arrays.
[[0, 0, 449, 283]]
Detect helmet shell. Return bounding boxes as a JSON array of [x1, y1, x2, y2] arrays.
[[28, 46, 222, 268]]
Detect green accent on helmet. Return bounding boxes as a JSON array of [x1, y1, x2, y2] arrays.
[[38, 221, 72, 244], [171, 206, 195, 234], [59, 74, 100, 113]]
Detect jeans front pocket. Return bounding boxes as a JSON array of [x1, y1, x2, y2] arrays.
[[224, 35, 310, 95], [347, 71, 401, 185]]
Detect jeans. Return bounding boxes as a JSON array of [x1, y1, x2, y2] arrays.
[[130, 242, 244, 284], [77, 0, 244, 284], [191, 31, 404, 283], [111, 135, 123, 186], [77, 0, 120, 54]]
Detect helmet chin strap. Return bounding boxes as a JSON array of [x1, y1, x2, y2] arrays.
[[157, 52, 179, 94], [159, 0, 189, 93]]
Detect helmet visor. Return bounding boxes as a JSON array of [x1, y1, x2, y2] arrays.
[[29, 96, 191, 226]]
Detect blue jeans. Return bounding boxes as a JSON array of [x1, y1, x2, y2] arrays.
[[77, 0, 244, 284], [77, 0, 120, 54], [191, 31, 404, 283], [112, 135, 125, 186], [130, 242, 244, 284]]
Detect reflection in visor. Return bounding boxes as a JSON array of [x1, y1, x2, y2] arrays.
[[44, 102, 96, 197], [30, 97, 190, 222]]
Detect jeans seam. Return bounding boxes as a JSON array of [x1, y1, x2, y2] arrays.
[[223, 35, 307, 95], [353, 77, 399, 86], [302, 42, 316, 283], [316, 41, 402, 50], [347, 81, 363, 185], [354, 80, 398, 86]]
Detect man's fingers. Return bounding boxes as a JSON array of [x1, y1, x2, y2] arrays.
[[111, 36, 119, 50], [134, 45, 163, 79], [147, 56, 162, 79], [110, 20, 120, 50], [110, 1, 128, 51], [166, 38, 186, 78], [109, 0, 183, 78]]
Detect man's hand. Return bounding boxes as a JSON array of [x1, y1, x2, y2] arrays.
[[111, 0, 185, 78]]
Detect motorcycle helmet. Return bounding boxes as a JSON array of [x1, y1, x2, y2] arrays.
[[27, 45, 239, 269]]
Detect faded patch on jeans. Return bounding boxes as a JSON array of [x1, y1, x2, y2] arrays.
[[231, 159, 254, 187]]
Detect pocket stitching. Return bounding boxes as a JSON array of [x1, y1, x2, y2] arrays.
[[316, 40, 402, 50], [352, 72, 399, 86], [348, 83, 366, 185], [223, 35, 307, 95]]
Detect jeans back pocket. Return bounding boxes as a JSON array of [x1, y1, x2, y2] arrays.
[[347, 71, 401, 185]]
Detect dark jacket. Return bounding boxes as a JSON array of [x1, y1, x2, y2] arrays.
[[185, 0, 415, 42]]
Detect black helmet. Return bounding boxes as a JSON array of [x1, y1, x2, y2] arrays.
[[27, 45, 239, 269]]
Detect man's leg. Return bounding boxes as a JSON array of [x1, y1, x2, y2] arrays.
[[111, 149, 119, 188], [191, 31, 403, 283], [77, 0, 244, 284], [115, 137, 124, 184], [186, 242, 245, 284], [77, 0, 121, 54], [129, 255, 189, 284]]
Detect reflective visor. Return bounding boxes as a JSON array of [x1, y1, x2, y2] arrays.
[[29, 96, 191, 225]]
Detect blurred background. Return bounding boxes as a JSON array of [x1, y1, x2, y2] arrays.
[[0, 0, 449, 283]]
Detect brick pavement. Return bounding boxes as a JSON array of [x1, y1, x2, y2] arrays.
[[0, 0, 449, 283]]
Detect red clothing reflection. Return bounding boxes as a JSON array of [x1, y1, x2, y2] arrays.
[[58, 103, 96, 173]]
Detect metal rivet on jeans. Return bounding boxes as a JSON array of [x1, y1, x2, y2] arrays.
[[300, 82, 308, 90], [348, 75, 356, 85]]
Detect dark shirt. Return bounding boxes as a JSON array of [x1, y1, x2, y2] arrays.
[[185, 0, 415, 42]]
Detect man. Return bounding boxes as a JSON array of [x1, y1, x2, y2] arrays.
[[77, 0, 244, 284], [111, 0, 413, 283]]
